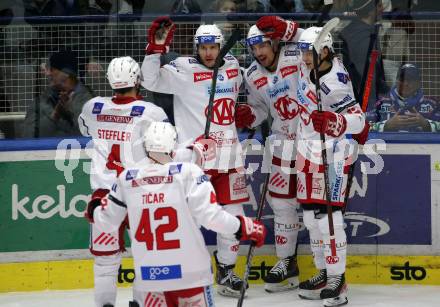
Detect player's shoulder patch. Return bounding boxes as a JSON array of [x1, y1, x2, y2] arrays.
[[168, 163, 183, 175], [188, 57, 199, 64], [321, 82, 331, 95], [125, 169, 139, 181], [92, 101, 104, 114], [224, 54, 236, 61], [130, 105, 145, 116], [336, 72, 350, 85], [196, 174, 209, 185], [246, 64, 258, 78]]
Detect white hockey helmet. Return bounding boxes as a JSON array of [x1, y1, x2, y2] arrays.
[[194, 24, 224, 49], [246, 25, 271, 48], [107, 56, 140, 90], [144, 121, 177, 156], [297, 26, 334, 53]]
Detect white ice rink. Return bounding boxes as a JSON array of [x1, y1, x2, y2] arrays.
[[0, 285, 439, 307]]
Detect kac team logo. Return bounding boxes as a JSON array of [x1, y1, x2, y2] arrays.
[[273, 95, 299, 120], [205, 98, 235, 125]]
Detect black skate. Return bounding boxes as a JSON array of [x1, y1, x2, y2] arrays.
[[214, 251, 247, 298], [263, 255, 299, 293], [103, 304, 114, 307], [320, 273, 348, 307], [298, 269, 327, 300]]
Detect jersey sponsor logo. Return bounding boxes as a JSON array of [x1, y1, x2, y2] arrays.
[[275, 235, 288, 245], [273, 95, 299, 120], [140, 264, 182, 280], [205, 98, 235, 125], [337, 72, 350, 84], [130, 106, 145, 116], [226, 68, 239, 79], [420, 103, 433, 113], [247, 65, 257, 77], [306, 90, 318, 104], [273, 76, 278, 84], [126, 170, 138, 180], [197, 174, 209, 185], [168, 163, 182, 175], [254, 76, 268, 89], [96, 114, 133, 124], [92, 102, 104, 114], [217, 74, 224, 81], [267, 81, 290, 99], [280, 65, 298, 78], [198, 35, 216, 44], [194, 71, 213, 82], [224, 55, 235, 61], [207, 84, 235, 95], [188, 58, 199, 64], [326, 256, 340, 264], [284, 49, 299, 57], [321, 82, 331, 95], [230, 244, 239, 252], [132, 176, 173, 187], [330, 94, 353, 109]]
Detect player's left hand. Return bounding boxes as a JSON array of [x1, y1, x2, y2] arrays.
[[310, 110, 347, 137], [85, 189, 109, 223], [256, 16, 298, 41], [146, 16, 176, 54], [236, 216, 267, 247]]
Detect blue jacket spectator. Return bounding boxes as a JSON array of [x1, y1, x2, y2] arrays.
[[367, 63, 440, 132]]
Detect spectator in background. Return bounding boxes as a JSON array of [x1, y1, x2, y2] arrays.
[[171, 0, 202, 14], [339, 0, 389, 110], [368, 63, 440, 132], [23, 50, 93, 137]]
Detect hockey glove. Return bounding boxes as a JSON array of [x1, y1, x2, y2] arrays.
[[188, 135, 217, 168], [235, 103, 256, 128], [145, 16, 176, 55], [236, 216, 267, 247], [256, 16, 298, 41], [352, 120, 370, 145], [310, 110, 347, 137], [85, 189, 109, 223]]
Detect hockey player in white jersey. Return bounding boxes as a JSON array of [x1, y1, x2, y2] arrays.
[[141, 17, 251, 297], [86, 121, 267, 307], [295, 27, 366, 307], [79, 56, 169, 307], [235, 16, 303, 292]]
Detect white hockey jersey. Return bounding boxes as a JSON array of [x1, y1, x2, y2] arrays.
[[141, 54, 243, 170], [244, 44, 301, 159], [78, 96, 168, 190], [296, 57, 365, 169], [93, 162, 241, 292]]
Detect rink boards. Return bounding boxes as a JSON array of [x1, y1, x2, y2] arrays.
[[0, 134, 439, 292]]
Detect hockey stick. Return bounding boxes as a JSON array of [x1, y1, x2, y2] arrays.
[[311, 17, 340, 257], [204, 28, 242, 138], [343, 23, 380, 210], [237, 130, 270, 307]]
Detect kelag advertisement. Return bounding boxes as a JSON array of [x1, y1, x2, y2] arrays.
[[0, 139, 433, 256]]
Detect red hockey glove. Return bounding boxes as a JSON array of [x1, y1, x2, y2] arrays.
[[236, 216, 267, 247], [188, 135, 217, 168], [235, 104, 256, 128], [352, 120, 370, 145], [310, 110, 347, 137], [256, 16, 298, 41], [145, 16, 176, 55], [85, 189, 109, 223]]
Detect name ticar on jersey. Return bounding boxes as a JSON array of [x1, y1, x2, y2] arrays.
[[142, 192, 165, 204]]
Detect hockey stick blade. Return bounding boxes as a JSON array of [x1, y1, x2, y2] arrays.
[[313, 17, 340, 54], [204, 28, 242, 138]]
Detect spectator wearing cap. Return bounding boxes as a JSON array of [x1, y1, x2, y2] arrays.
[[367, 63, 440, 132], [23, 50, 93, 138]]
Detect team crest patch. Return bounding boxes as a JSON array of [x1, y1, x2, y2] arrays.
[[337, 72, 349, 84], [92, 102, 104, 114], [125, 169, 138, 180], [168, 163, 182, 175], [130, 106, 145, 116]]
